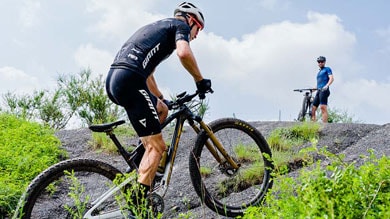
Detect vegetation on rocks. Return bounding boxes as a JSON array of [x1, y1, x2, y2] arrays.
[[1, 71, 388, 218], [0, 114, 66, 217]]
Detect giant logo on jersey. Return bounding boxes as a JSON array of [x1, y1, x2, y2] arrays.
[[143, 43, 161, 69]]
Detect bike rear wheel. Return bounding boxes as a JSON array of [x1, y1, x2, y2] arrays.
[[297, 96, 309, 121], [189, 118, 273, 217], [15, 158, 122, 219]]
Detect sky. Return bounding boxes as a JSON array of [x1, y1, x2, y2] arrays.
[[1, 0, 389, 125]]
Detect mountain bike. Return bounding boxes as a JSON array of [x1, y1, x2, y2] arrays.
[[293, 88, 316, 122], [14, 90, 274, 219]]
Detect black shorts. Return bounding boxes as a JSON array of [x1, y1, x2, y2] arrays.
[[312, 89, 330, 107], [106, 68, 161, 137]]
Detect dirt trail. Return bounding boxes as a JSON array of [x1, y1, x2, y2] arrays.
[[56, 121, 390, 218]]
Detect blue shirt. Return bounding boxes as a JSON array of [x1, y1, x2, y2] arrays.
[[317, 67, 332, 89]]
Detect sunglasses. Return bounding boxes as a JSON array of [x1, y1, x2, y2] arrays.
[[189, 16, 203, 31], [317, 61, 325, 63]]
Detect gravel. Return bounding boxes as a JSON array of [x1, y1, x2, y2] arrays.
[[55, 121, 390, 218]]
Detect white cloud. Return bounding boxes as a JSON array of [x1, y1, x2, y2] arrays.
[[195, 12, 356, 102], [336, 79, 390, 110], [376, 25, 390, 52], [333, 79, 390, 123], [74, 43, 113, 77], [19, 0, 41, 28], [186, 11, 388, 123], [0, 66, 40, 94], [79, 5, 388, 123], [258, 0, 290, 11], [85, 0, 164, 39]]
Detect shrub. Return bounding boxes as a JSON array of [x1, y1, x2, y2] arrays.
[[1, 69, 125, 129], [267, 122, 320, 151], [324, 107, 361, 123], [242, 151, 390, 218], [0, 113, 66, 217]]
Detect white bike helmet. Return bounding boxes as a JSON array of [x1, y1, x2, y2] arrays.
[[174, 2, 205, 29]]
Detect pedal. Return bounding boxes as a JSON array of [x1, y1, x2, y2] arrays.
[[148, 193, 164, 215], [125, 166, 134, 173], [154, 172, 163, 181]]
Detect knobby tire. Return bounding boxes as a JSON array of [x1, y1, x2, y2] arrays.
[[189, 118, 274, 217], [298, 96, 309, 121], [16, 158, 122, 219]]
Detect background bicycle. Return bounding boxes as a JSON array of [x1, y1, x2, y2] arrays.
[[293, 88, 316, 122], [14, 90, 274, 219]]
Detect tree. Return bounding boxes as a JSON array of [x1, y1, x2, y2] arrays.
[[1, 69, 125, 129]]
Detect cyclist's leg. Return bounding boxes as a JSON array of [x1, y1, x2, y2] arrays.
[[125, 89, 166, 187], [312, 91, 320, 121], [106, 68, 165, 186], [139, 133, 166, 186], [319, 89, 330, 123]]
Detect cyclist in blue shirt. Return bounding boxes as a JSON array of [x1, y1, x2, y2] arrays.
[[312, 56, 334, 123], [105, 2, 212, 209]]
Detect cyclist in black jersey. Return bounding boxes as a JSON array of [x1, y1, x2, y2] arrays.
[[105, 2, 212, 206]]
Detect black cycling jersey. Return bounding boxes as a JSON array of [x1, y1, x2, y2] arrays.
[[111, 18, 191, 78], [107, 18, 191, 137]]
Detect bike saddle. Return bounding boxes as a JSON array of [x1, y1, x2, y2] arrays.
[[89, 120, 126, 132]]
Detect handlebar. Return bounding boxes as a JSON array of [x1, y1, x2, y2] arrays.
[[167, 89, 213, 110], [293, 88, 317, 93]]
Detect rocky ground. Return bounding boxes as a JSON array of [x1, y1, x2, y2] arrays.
[[55, 121, 390, 218]]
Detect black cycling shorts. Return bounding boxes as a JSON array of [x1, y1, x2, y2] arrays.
[[106, 68, 161, 137], [312, 89, 330, 107]]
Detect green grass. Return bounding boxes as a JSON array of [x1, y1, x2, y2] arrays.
[[199, 166, 212, 177], [241, 151, 390, 218], [4, 114, 385, 218], [0, 113, 66, 217], [267, 122, 320, 151], [267, 122, 320, 173], [90, 123, 137, 153], [113, 172, 162, 219]]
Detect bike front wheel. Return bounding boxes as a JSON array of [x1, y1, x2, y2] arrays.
[[15, 158, 123, 219], [189, 118, 274, 217]]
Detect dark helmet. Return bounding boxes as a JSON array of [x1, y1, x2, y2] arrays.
[[317, 56, 326, 62], [174, 2, 205, 30]]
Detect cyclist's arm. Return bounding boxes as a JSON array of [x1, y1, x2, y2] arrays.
[[146, 70, 164, 100], [326, 75, 334, 87], [176, 40, 203, 82]]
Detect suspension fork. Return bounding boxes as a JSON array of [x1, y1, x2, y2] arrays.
[[189, 118, 240, 169]]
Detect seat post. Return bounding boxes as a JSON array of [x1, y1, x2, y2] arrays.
[[106, 131, 132, 164]]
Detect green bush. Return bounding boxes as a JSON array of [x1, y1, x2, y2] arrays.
[[324, 107, 361, 123], [0, 113, 66, 217], [1, 69, 125, 129], [242, 151, 390, 218], [267, 122, 320, 174], [267, 122, 320, 151]]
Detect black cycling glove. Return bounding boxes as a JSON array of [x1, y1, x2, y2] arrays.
[[162, 99, 173, 110], [196, 79, 212, 99]]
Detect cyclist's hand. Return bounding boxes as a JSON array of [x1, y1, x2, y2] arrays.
[[196, 79, 212, 99], [162, 99, 173, 110], [321, 86, 329, 91]]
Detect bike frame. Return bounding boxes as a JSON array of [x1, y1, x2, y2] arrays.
[[303, 90, 313, 117], [156, 94, 239, 196], [84, 92, 239, 218], [294, 88, 316, 121]]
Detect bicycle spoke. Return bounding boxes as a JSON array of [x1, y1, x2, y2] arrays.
[[190, 118, 273, 217], [31, 171, 119, 219]]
